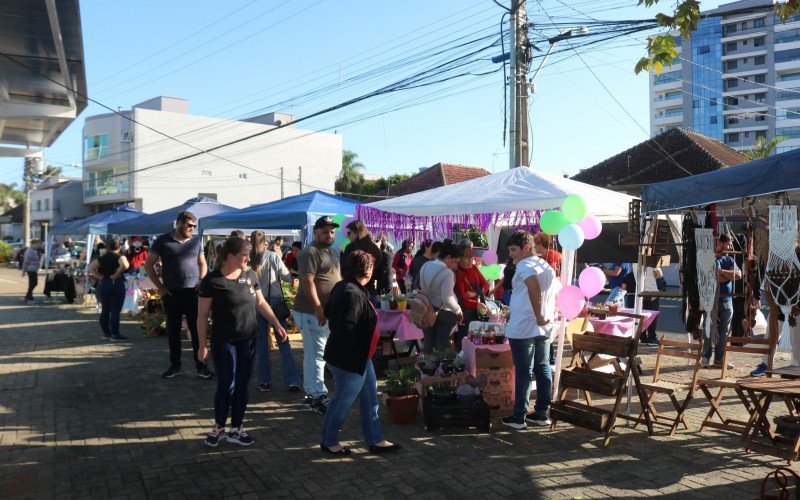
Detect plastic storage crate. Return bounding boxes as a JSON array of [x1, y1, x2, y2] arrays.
[[422, 395, 491, 432]]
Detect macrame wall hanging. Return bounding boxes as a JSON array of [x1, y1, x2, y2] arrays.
[[765, 205, 800, 352], [695, 228, 718, 341]]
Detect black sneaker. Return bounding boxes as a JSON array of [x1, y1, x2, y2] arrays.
[[204, 424, 225, 447], [258, 383, 271, 392], [110, 335, 129, 341], [288, 384, 301, 392], [227, 426, 254, 446], [196, 366, 215, 379], [501, 416, 527, 430], [309, 395, 329, 415], [303, 395, 314, 405], [162, 366, 182, 379], [102, 334, 112, 340], [525, 414, 552, 426]]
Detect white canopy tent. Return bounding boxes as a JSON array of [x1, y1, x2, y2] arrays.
[[360, 167, 636, 397]]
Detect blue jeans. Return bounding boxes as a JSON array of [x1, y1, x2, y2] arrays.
[[97, 278, 126, 336], [294, 311, 330, 397], [509, 337, 552, 420], [703, 299, 734, 360], [256, 315, 300, 388], [211, 338, 255, 428], [320, 361, 384, 447]]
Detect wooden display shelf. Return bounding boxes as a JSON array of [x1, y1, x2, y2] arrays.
[[560, 367, 625, 397], [550, 400, 612, 433]]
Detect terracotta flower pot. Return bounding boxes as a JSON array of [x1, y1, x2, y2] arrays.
[[386, 394, 420, 424]]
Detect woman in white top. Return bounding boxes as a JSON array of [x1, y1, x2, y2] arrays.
[[417, 240, 463, 353]]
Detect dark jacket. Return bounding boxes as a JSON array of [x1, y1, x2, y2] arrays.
[[323, 279, 378, 375], [342, 236, 382, 295], [377, 250, 393, 295]]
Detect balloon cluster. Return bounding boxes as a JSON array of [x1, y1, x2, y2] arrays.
[[334, 214, 351, 251], [479, 250, 501, 280], [545, 195, 605, 320]]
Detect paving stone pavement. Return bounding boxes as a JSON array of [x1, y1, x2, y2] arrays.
[[0, 267, 796, 499]]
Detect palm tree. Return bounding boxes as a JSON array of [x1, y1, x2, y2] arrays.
[[0, 183, 23, 213], [745, 136, 788, 161], [336, 150, 365, 194]]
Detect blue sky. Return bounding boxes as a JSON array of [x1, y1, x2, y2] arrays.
[[1, 0, 726, 187]]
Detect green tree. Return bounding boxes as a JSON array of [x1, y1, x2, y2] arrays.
[[0, 183, 23, 213], [636, 1, 800, 74], [335, 150, 364, 195], [33, 165, 62, 184], [745, 136, 788, 161]]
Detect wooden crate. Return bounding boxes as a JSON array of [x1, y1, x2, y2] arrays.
[[550, 400, 611, 433], [571, 333, 635, 358], [559, 367, 625, 397]]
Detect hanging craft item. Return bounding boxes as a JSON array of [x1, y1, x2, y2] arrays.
[[682, 214, 701, 339], [696, 229, 718, 341], [765, 205, 800, 353]]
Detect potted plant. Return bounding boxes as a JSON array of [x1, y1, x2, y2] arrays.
[[455, 383, 481, 407], [453, 355, 466, 373], [380, 293, 392, 311], [395, 294, 407, 311], [384, 367, 421, 424], [427, 382, 456, 405], [440, 348, 456, 375], [421, 352, 439, 376]]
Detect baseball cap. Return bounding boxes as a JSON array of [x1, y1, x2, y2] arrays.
[[313, 215, 339, 229]]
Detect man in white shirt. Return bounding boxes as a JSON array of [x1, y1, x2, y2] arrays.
[[502, 230, 561, 430]]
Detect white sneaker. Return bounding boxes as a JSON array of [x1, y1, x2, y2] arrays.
[[700, 358, 710, 369]]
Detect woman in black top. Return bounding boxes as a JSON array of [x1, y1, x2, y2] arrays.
[[341, 220, 382, 301], [320, 250, 399, 455], [87, 238, 129, 341], [197, 236, 286, 447]]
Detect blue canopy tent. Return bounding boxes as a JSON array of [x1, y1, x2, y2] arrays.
[[641, 148, 800, 214], [199, 191, 359, 241], [106, 197, 236, 235]]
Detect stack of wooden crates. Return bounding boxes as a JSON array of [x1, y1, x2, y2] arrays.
[[475, 349, 515, 417]]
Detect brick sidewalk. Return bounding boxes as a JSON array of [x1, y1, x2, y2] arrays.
[[0, 267, 794, 498]]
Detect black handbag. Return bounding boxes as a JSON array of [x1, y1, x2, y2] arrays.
[[267, 258, 291, 322]]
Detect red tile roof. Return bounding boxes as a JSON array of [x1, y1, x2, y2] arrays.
[[376, 163, 490, 198]]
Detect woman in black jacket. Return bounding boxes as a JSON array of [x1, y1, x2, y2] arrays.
[[320, 250, 399, 455], [341, 219, 382, 301]]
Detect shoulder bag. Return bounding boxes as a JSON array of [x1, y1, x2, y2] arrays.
[[266, 255, 291, 322]]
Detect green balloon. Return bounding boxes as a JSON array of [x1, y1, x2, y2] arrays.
[[539, 210, 568, 236], [562, 194, 587, 223], [480, 264, 501, 281], [332, 213, 346, 225]]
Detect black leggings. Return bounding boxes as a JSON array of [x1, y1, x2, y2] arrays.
[[25, 271, 38, 300]]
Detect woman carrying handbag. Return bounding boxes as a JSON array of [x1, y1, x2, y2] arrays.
[[250, 231, 301, 392]]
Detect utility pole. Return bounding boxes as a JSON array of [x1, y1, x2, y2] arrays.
[[508, 0, 530, 169], [280, 166, 284, 199], [298, 165, 303, 194], [22, 155, 43, 245]]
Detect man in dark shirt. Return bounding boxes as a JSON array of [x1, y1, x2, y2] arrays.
[[702, 233, 741, 368], [143, 211, 212, 379]]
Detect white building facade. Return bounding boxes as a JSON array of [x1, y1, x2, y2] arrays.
[[30, 177, 92, 238], [82, 96, 342, 212]]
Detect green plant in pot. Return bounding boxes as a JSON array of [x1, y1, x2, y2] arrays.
[[455, 383, 481, 407], [453, 355, 466, 373], [440, 348, 456, 375], [421, 351, 440, 376], [384, 367, 421, 424], [427, 382, 456, 405]]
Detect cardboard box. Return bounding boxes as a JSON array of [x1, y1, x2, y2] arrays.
[[477, 367, 514, 393], [475, 348, 513, 369], [483, 389, 514, 417]]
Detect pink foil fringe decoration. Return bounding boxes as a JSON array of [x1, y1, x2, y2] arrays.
[[356, 205, 542, 242]]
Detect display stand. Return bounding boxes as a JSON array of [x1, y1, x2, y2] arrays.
[[550, 313, 654, 447]]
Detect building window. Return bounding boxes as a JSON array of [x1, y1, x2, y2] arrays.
[[710, 98, 717, 107], [653, 70, 681, 85], [85, 172, 97, 197], [726, 78, 738, 89], [754, 36, 766, 47], [36, 200, 41, 211], [724, 24, 737, 35], [725, 42, 736, 54], [776, 49, 800, 64], [727, 117, 739, 125], [674, 36, 682, 47], [776, 29, 800, 44], [755, 74, 766, 83], [741, 22, 748, 30], [755, 93, 767, 103], [726, 97, 739, 106], [201, 170, 212, 177], [727, 132, 741, 142], [777, 126, 800, 139], [754, 18, 765, 28], [756, 113, 766, 121], [84, 134, 108, 161], [698, 45, 710, 54], [44, 199, 49, 211], [777, 107, 800, 119], [120, 131, 133, 143], [238, 173, 248, 179], [755, 55, 766, 65], [776, 88, 800, 101], [780, 71, 800, 81], [744, 131, 750, 138], [710, 116, 718, 124], [725, 60, 738, 71]]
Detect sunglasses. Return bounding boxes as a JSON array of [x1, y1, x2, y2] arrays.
[[185, 223, 197, 229]]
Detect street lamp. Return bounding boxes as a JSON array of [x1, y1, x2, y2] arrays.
[[529, 26, 589, 91]]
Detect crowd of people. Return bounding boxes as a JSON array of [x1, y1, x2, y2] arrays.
[[25, 205, 764, 447]]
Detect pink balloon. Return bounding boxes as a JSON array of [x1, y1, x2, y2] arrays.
[[577, 214, 602, 240], [482, 250, 498, 265], [579, 267, 606, 299], [557, 285, 586, 320]]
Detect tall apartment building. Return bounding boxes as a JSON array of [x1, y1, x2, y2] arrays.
[[650, 0, 800, 154], [82, 96, 342, 213]]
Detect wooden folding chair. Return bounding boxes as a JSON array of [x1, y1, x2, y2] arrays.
[[634, 335, 702, 436], [697, 335, 774, 434]]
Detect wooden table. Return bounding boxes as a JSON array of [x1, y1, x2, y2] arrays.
[[375, 310, 423, 365], [739, 378, 800, 463], [766, 366, 800, 380]]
